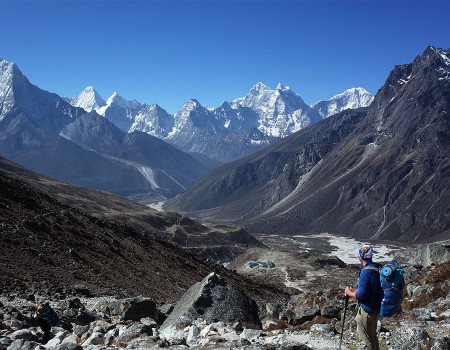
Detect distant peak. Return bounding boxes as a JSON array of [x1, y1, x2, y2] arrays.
[[107, 92, 119, 102], [333, 87, 371, 98], [250, 82, 270, 92], [105, 92, 127, 107], [0, 59, 21, 77], [421, 45, 450, 60], [189, 98, 201, 105], [276, 83, 285, 90], [344, 87, 370, 95], [179, 99, 203, 110], [424, 44, 437, 54]]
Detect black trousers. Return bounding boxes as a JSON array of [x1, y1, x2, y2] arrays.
[[37, 317, 51, 343]]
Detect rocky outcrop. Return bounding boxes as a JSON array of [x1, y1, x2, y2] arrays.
[[93, 297, 164, 323], [159, 272, 261, 343], [0, 260, 449, 349], [409, 243, 450, 267]]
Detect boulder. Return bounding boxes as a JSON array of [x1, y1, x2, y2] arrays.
[[279, 309, 296, 325], [94, 297, 163, 323], [321, 305, 341, 319], [239, 328, 262, 341], [310, 323, 334, 335], [60, 298, 84, 311], [390, 326, 432, 350], [10, 329, 33, 341], [186, 325, 200, 344], [432, 336, 450, 350], [159, 272, 260, 342], [53, 343, 83, 350], [293, 306, 320, 325]]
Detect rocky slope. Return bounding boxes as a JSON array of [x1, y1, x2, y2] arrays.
[[0, 156, 285, 302], [0, 244, 448, 350], [167, 45, 450, 244], [1, 153, 448, 348], [0, 155, 265, 264]]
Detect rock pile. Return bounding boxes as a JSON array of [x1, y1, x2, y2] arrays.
[[1, 260, 449, 350]]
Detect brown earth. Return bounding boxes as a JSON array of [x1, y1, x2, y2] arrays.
[[0, 156, 292, 305]]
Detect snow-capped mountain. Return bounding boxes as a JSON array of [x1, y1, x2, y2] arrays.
[[0, 60, 17, 120], [71, 88, 174, 138], [167, 45, 450, 243], [0, 60, 212, 203], [129, 104, 174, 138], [69, 86, 105, 112], [311, 87, 374, 119], [95, 92, 141, 131], [232, 82, 321, 138], [165, 83, 372, 161], [67, 83, 373, 162], [166, 98, 273, 161], [0, 59, 83, 132]]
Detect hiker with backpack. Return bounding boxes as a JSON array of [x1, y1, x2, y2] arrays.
[[344, 244, 382, 350], [33, 302, 59, 344]]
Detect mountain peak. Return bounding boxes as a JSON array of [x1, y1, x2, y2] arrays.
[[311, 87, 374, 119], [0, 59, 28, 120], [417, 45, 450, 67], [250, 82, 270, 93], [107, 92, 120, 102], [71, 86, 105, 112], [276, 83, 285, 90]]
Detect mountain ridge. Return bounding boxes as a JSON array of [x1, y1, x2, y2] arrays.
[[0, 59, 214, 202], [166, 45, 450, 244], [68, 80, 373, 162]]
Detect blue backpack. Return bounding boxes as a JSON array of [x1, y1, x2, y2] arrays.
[[41, 303, 60, 327], [364, 260, 405, 317]]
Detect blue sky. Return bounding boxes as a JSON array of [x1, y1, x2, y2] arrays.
[[1, 0, 449, 113]]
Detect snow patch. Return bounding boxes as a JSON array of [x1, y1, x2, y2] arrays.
[[294, 233, 399, 264], [147, 201, 165, 211], [138, 166, 160, 189], [360, 142, 377, 162]]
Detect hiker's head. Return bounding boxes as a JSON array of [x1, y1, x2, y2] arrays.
[[358, 244, 373, 262]]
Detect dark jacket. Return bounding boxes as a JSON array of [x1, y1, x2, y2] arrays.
[[356, 262, 382, 314]]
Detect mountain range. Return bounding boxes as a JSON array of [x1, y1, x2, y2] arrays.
[[0, 60, 211, 202], [167, 46, 450, 243], [1, 46, 448, 244], [68, 82, 373, 162], [0, 56, 373, 203]]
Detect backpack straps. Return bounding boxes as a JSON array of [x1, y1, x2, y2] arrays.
[[363, 266, 380, 272]]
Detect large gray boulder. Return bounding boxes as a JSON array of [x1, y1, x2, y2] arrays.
[[390, 326, 432, 350], [160, 272, 260, 342], [410, 244, 450, 267], [94, 297, 164, 323]]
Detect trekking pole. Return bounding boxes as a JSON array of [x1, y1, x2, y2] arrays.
[[338, 295, 350, 350]]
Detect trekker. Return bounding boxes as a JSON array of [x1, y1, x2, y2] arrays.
[[344, 244, 382, 350], [34, 302, 59, 343]]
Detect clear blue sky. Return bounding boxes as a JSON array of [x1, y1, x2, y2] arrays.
[[1, 0, 449, 113]]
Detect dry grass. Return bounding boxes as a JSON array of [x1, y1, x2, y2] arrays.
[[423, 263, 450, 285], [402, 262, 450, 311], [265, 320, 288, 331], [290, 316, 331, 331], [404, 284, 448, 311]]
